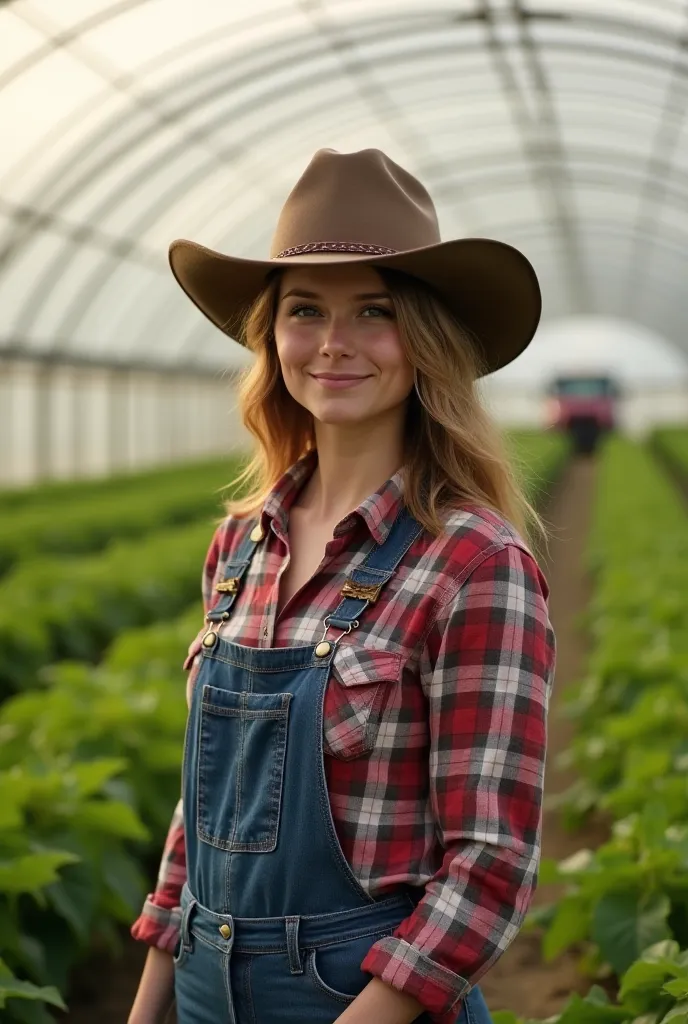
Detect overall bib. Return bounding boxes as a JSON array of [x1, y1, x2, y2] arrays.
[[174, 508, 493, 1024]]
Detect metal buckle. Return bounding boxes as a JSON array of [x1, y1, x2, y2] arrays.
[[201, 611, 229, 648], [340, 579, 383, 604], [314, 616, 359, 658], [215, 578, 240, 594], [319, 615, 359, 646]]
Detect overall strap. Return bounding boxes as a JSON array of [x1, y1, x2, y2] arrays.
[[205, 519, 265, 625], [327, 506, 424, 631]]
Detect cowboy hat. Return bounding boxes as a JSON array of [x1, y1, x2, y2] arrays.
[[169, 148, 541, 375]]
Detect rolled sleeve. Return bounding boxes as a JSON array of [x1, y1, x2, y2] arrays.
[[130, 798, 187, 951], [361, 543, 556, 1021]]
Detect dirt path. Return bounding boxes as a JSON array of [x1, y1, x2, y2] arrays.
[[62, 458, 604, 1023], [479, 456, 608, 1018]]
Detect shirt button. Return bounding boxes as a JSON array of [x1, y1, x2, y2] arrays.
[[219, 924, 232, 939], [263, 626, 269, 639]]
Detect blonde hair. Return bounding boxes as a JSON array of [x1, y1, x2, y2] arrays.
[[225, 268, 545, 545]]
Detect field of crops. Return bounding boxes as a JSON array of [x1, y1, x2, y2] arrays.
[[1, 428, 686, 1024]]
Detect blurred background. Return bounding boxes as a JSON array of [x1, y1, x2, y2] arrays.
[[2, 0, 688, 484], [2, 3, 688, 1024]]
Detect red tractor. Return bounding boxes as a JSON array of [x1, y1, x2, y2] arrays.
[[545, 374, 620, 454]]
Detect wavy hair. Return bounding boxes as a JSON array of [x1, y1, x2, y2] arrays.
[[224, 268, 545, 545]]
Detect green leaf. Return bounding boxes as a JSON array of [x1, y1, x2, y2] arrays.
[[45, 860, 97, 941], [593, 892, 672, 975], [0, 962, 66, 1011], [642, 943, 682, 964], [620, 961, 679, 1009], [0, 852, 80, 895], [543, 896, 590, 961], [71, 799, 149, 841], [556, 991, 630, 1024], [492, 1013, 520, 1024], [664, 981, 688, 999], [659, 1001, 688, 1024], [69, 758, 128, 798]]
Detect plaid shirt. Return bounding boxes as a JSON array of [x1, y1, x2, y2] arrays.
[[131, 451, 555, 1022]]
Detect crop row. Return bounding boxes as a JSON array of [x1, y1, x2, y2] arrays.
[[653, 427, 688, 478], [0, 611, 196, 1020], [0, 458, 240, 576], [0, 435, 569, 1021], [500, 436, 688, 1024], [508, 429, 570, 506]]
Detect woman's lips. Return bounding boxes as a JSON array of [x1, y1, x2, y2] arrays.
[[310, 375, 371, 390]]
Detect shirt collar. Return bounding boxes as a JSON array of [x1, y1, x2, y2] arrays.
[[258, 450, 406, 546]]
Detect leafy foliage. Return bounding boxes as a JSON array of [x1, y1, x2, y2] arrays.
[[515, 437, 688, 1023], [0, 439, 566, 1020], [0, 458, 243, 576]]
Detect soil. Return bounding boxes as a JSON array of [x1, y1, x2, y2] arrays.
[[60, 457, 606, 1023], [479, 455, 610, 1018]]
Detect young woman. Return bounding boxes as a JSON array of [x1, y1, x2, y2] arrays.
[[128, 149, 555, 1024]]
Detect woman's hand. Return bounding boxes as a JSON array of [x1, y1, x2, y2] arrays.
[[335, 977, 425, 1024], [127, 946, 175, 1024]]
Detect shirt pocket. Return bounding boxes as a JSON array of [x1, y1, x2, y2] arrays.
[[324, 646, 403, 761]]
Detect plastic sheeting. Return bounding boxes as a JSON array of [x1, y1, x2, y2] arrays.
[[2, 0, 688, 370]]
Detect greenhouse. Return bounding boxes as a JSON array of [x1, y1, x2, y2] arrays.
[[1, 2, 688, 1023]]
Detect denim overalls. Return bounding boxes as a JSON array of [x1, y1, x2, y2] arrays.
[[174, 507, 493, 1024]]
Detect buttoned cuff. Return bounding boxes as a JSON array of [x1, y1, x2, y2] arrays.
[[130, 894, 182, 954], [361, 936, 470, 1023]]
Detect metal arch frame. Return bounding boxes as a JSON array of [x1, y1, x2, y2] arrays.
[[0, 197, 159, 267], [8, 7, 688, 264], [480, 0, 588, 312], [12, 30, 516, 349], [0, 6, 470, 267], [621, 4, 688, 313], [6, 13, 688, 254], [4, 4, 688, 360], [15, 32, 688, 352]]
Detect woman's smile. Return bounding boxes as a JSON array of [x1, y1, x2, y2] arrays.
[[309, 372, 372, 389]]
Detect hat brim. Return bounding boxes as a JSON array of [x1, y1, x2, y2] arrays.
[[168, 237, 541, 376]]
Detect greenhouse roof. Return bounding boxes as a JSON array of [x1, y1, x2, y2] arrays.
[[2, 0, 688, 372]]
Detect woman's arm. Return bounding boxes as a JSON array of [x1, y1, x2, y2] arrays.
[[127, 947, 175, 1024], [358, 543, 556, 1023]]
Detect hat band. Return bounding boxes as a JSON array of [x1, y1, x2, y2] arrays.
[[274, 241, 398, 259]]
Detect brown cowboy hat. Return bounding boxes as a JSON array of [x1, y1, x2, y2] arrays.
[[169, 148, 541, 375]]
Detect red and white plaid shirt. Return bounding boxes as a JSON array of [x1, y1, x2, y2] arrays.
[[131, 451, 555, 1023]]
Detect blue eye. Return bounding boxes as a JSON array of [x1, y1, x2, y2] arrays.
[[290, 305, 319, 317], [361, 305, 393, 318]]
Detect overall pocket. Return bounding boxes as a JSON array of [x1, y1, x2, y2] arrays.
[[306, 927, 394, 1005], [324, 646, 402, 760], [196, 685, 292, 851]]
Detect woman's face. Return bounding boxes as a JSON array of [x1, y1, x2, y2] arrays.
[[274, 264, 415, 428]]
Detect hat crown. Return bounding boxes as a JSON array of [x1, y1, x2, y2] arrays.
[[269, 148, 441, 258]]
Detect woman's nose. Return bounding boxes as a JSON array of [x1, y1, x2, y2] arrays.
[[319, 318, 354, 355]]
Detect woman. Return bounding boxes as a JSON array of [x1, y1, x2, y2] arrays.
[[129, 149, 555, 1024]]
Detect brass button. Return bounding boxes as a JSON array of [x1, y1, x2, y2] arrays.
[[315, 641, 332, 658], [219, 923, 232, 939], [250, 523, 265, 542], [202, 631, 218, 648]]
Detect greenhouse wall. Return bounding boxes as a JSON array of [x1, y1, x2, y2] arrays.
[[0, 358, 249, 487]]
